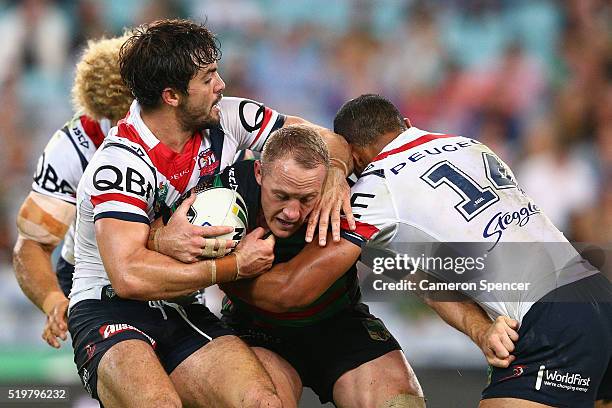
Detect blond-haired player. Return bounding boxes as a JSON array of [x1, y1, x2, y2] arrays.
[[13, 35, 133, 348]]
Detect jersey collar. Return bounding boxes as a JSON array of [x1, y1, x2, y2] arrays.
[[124, 101, 161, 151], [377, 127, 429, 155], [120, 100, 203, 160]]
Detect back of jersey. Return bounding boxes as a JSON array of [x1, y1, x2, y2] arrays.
[[352, 127, 598, 322]]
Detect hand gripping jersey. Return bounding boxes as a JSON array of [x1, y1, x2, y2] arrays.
[[194, 160, 361, 327], [70, 98, 285, 308], [32, 113, 110, 265], [343, 127, 599, 323]]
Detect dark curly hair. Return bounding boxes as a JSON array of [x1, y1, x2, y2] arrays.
[[119, 19, 221, 108]]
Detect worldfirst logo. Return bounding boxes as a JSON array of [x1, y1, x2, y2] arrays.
[[535, 365, 591, 393]]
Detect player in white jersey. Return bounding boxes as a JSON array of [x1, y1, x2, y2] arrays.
[[13, 27, 352, 350], [328, 95, 610, 408], [69, 19, 355, 408], [227, 94, 611, 407], [13, 35, 134, 349]]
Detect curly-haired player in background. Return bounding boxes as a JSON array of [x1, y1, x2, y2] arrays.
[[13, 35, 134, 349]]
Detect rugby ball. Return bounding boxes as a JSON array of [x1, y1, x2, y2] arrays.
[[186, 187, 248, 242]]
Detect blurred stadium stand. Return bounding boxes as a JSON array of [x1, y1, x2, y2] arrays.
[[0, 0, 609, 406]]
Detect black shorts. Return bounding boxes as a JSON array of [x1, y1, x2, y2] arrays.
[[56, 257, 74, 297], [68, 290, 234, 402], [222, 302, 402, 404], [482, 274, 612, 407]]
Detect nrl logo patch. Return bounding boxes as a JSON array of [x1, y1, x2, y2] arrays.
[[362, 318, 391, 341], [154, 182, 169, 213], [104, 286, 116, 300]]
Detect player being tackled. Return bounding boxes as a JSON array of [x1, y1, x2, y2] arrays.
[[163, 125, 433, 407]]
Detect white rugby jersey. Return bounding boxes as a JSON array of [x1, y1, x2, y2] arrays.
[[32, 113, 110, 264], [343, 127, 598, 323], [70, 98, 285, 307]]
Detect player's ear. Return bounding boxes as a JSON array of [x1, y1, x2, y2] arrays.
[[351, 150, 362, 170], [161, 87, 181, 107], [350, 146, 367, 174], [254, 160, 263, 186], [403, 117, 411, 128]]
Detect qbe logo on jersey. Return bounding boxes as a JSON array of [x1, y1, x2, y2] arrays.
[[535, 365, 591, 393]]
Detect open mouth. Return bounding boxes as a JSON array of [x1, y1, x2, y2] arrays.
[[211, 96, 222, 112], [275, 218, 295, 229]]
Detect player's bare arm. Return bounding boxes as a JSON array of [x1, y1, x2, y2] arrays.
[[421, 294, 519, 368], [226, 232, 519, 369], [406, 270, 519, 368], [223, 234, 360, 312], [96, 217, 274, 300], [284, 115, 356, 245], [13, 191, 74, 348]]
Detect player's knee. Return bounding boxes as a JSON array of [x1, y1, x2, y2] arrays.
[[379, 393, 426, 408], [242, 387, 282, 408]]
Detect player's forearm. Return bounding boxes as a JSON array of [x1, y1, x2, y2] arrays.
[[220, 264, 295, 313], [12, 237, 65, 313], [224, 238, 359, 312], [424, 297, 492, 346], [221, 271, 290, 312], [106, 248, 238, 301], [317, 127, 353, 175]]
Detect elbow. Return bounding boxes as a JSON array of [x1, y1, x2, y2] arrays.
[[108, 265, 145, 300], [105, 248, 153, 300], [12, 238, 23, 264], [110, 275, 136, 299], [112, 277, 149, 300]]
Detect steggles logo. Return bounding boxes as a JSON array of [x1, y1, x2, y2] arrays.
[[483, 202, 540, 250]]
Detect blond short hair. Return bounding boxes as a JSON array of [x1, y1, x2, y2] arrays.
[[261, 125, 330, 175], [72, 35, 134, 123]]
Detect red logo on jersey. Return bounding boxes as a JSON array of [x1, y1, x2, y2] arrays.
[[198, 149, 218, 176], [85, 343, 96, 361], [500, 365, 527, 382], [99, 324, 157, 348]]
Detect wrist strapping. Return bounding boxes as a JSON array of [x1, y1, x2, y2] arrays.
[[210, 259, 217, 285], [214, 254, 239, 282]]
